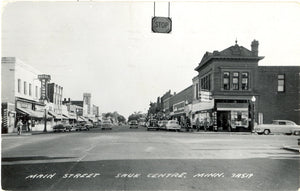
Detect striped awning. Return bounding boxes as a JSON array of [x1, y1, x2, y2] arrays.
[[17, 107, 48, 119]]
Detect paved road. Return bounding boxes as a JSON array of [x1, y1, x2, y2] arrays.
[[2, 125, 300, 191]]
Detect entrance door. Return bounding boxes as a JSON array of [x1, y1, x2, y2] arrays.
[[217, 111, 231, 131]]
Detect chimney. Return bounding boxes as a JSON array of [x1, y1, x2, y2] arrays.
[[251, 40, 259, 56], [68, 98, 70, 102]]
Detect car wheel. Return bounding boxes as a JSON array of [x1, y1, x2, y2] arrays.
[[264, 129, 270, 135]]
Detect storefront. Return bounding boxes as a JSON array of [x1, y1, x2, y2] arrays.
[[216, 102, 250, 131], [191, 100, 215, 130]]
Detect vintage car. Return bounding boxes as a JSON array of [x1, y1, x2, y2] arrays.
[[74, 122, 90, 131], [158, 120, 168, 130], [165, 120, 181, 131], [53, 123, 72, 132], [129, 120, 138, 129], [101, 120, 113, 130], [254, 120, 300, 135]]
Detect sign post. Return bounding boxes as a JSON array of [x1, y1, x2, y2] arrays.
[[38, 74, 51, 132]]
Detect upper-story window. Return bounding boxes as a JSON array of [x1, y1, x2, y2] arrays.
[[278, 74, 285, 92], [17, 79, 21, 93], [200, 74, 211, 91], [223, 72, 230, 90], [241, 72, 249, 90], [29, 83, 32, 96], [232, 72, 239, 90], [24, 81, 27, 95]]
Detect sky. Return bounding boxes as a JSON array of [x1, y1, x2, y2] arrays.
[[2, 0, 300, 118]]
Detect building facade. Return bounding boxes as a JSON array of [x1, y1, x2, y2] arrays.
[[1, 57, 47, 133], [47, 83, 63, 115], [257, 66, 300, 124]]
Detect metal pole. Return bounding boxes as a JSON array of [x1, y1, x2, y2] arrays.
[[43, 108, 47, 132], [154, 2, 155, 17], [168, 2, 170, 18]]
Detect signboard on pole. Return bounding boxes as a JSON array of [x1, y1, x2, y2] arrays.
[[38, 74, 51, 101], [152, 17, 172, 33]]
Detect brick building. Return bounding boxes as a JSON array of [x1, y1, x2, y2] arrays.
[[257, 66, 300, 124]]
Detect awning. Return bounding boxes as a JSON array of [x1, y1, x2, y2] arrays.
[[217, 103, 249, 111], [17, 107, 48, 119], [48, 111, 68, 120], [62, 113, 76, 120]]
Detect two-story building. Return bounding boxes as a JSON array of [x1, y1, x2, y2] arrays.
[[194, 40, 300, 131], [1, 57, 48, 133]]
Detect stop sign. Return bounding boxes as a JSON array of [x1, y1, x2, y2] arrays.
[[152, 17, 172, 33]]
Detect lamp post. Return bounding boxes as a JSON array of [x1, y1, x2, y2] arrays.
[[251, 96, 256, 132]]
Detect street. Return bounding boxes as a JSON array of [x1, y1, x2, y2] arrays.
[[2, 125, 300, 191]]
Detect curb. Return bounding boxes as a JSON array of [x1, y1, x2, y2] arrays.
[[282, 146, 299, 153]]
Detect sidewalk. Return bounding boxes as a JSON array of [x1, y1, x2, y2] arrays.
[[1, 131, 52, 137]]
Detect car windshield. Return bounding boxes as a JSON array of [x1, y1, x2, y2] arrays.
[[103, 121, 111, 124]]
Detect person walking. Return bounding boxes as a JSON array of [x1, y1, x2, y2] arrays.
[[196, 118, 200, 132], [204, 118, 208, 132], [17, 119, 23, 135]]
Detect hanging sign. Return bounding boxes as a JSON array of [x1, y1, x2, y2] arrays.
[[38, 74, 51, 101], [152, 17, 172, 33]]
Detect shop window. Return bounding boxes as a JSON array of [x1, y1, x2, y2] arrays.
[[241, 72, 249, 90], [223, 72, 230, 90], [17, 79, 21, 93], [24, 81, 27, 95], [29, 83, 32, 96], [232, 72, 239, 90], [278, 74, 285, 92]]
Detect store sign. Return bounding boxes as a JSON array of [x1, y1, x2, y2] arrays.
[[198, 90, 212, 102], [38, 74, 51, 101], [173, 101, 185, 114], [152, 17, 172, 33]]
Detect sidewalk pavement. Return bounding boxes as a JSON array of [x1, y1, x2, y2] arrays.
[[1, 131, 52, 137]]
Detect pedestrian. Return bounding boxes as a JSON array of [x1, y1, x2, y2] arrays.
[[196, 118, 200, 132], [204, 118, 208, 132], [17, 119, 23, 135]]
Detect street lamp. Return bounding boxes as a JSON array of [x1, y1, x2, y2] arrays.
[[251, 96, 256, 132]]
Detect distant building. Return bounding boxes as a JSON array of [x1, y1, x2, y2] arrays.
[[92, 105, 99, 117], [47, 83, 63, 114], [83, 93, 91, 115]]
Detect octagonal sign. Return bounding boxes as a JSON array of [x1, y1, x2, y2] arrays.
[[152, 17, 172, 33]]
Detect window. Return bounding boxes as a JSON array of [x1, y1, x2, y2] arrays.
[[29, 83, 32, 96], [278, 121, 286, 125], [201, 74, 211, 91], [232, 72, 239, 90], [17, 79, 21, 93], [35, 86, 38, 98], [278, 74, 285, 92], [24, 81, 27, 95], [241, 72, 249, 90], [223, 72, 230, 90]]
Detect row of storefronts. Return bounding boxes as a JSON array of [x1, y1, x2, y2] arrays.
[[150, 40, 300, 131], [1, 57, 100, 134]]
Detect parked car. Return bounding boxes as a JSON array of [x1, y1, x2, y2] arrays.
[[129, 120, 138, 128], [158, 120, 168, 130], [101, 120, 113, 130], [85, 121, 94, 129], [74, 122, 90, 131], [165, 120, 181, 131], [254, 120, 300, 135], [53, 123, 72, 132]]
